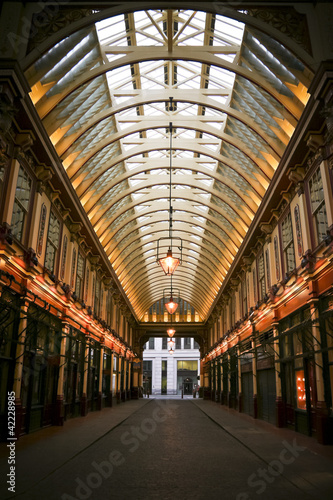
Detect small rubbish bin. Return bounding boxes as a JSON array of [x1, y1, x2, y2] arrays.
[[193, 390, 196, 398]]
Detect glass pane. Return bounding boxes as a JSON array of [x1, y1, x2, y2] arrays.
[[286, 243, 296, 273], [11, 200, 25, 240], [48, 212, 60, 247], [315, 203, 328, 243], [281, 212, 293, 249], [15, 166, 31, 211], [44, 242, 56, 271]]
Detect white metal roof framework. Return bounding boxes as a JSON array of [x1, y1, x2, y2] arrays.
[[25, 8, 312, 321]]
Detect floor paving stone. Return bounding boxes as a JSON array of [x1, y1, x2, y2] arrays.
[[0, 398, 332, 500]]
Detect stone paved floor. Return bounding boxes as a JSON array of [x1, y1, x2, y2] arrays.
[[1, 398, 333, 500]]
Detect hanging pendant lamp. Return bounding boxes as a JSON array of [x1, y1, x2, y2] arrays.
[[164, 274, 179, 314], [167, 327, 176, 337], [156, 116, 182, 275]]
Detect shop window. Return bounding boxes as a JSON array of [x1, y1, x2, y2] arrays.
[[294, 204, 303, 258], [223, 305, 227, 333], [265, 249, 271, 290], [281, 212, 296, 274], [75, 252, 85, 299], [177, 360, 198, 371], [94, 277, 101, 316], [37, 203, 47, 256], [84, 267, 90, 303], [70, 248, 76, 289], [296, 369, 306, 410], [11, 165, 32, 241], [309, 167, 328, 245], [252, 268, 257, 304], [106, 291, 112, 326], [258, 253, 266, 300], [44, 211, 61, 273], [274, 236, 280, 281], [60, 235, 68, 281], [242, 273, 247, 316]]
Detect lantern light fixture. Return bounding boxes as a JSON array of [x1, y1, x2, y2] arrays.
[[168, 338, 175, 349], [164, 274, 180, 315], [167, 327, 176, 337]]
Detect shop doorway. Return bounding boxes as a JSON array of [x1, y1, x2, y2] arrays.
[[183, 377, 193, 395]]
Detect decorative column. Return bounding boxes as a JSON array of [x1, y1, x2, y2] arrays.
[[127, 360, 132, 400], [117, 355, 122, 403], [310, 300, 329, 444], [81, 341, 89, 416], [251, 333, 258, 419], [109, 350, 114, 407], [220, 357, 224, 404], [97, 343, 104, 410], [273, 321, 284, 427], [237, 344, 242, 412], [55, 322, 68, 425], [211, 359, 215, 401], [228, 352, 232, 408], [13, 299, 30, 437], [122, 357, 127, 401]]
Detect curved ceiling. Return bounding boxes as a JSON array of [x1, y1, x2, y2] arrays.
[[25, 8, 313, 321]]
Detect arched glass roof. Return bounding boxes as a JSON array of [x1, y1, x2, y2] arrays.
[[25, 8, 313, 321]]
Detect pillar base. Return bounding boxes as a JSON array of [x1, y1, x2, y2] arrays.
[[316, 401, 329, 445], [80, 394, 88, 416], [126, 389, 131, 400], [253, 394, 258, 419], [215, 390, 220, 403], [116, 391, 121, 404], [276, 396, 284, 428], [55, 396, 64, 426]]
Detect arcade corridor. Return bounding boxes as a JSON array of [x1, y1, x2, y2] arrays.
[[1, 5, 333, 497], [1, 397, 333, 500]]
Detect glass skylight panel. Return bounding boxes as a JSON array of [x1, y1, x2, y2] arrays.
[[95, 16, 126, 45], [214, 15, 245, 44], [134, 11, 150, 27], [106, 66, 133, 88]]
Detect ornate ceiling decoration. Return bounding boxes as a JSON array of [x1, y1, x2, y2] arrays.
[[25, 8, 313, 321]]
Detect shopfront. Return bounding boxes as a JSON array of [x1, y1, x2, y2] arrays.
[[279, 308, 317, 436], [63, 326, 85, 420], [20, 304, 62, 434], [0, 290, 20, 440]]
